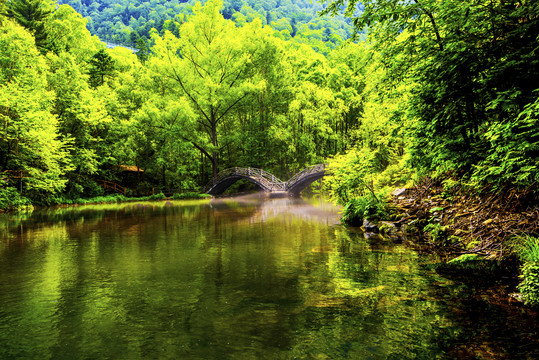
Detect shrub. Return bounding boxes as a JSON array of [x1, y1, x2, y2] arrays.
[[171, 192, 211, 200], [65, 179, 105, 199], [472, 97, 539, 191], [424, 223, 450, 245], [518, 262, 539, 306], [440, 178, 461, 199], [141, 192, 166, 201], [518, 235, 539, 263], [0, 184, 32, 212], [517, 235, 539, 306], [73, 194, 126, 205], [341, 198, 365, 226], [341, 195, 389, 226]]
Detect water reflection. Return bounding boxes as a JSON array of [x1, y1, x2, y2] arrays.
[[0, 195, 537, 359]]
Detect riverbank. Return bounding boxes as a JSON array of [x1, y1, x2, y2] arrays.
[[382, 180, 539, 306], [387, 179, 538, 257], [0, 192, 212, 213]]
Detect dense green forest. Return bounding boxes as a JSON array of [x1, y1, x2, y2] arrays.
[[1, 0, 538, 211], [56, 0, 355, 54], [1, 0, 367, 207], [321, 0, 539, 204]]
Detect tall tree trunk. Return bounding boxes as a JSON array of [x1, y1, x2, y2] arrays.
[[211, 111, 218, 179]]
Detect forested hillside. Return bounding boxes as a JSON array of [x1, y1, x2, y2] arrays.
[[1, 0, 370, 208], [1, 0, 538, 214], [56, 0, 355, 53]]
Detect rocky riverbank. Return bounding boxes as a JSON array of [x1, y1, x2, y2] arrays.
[[356, 179, 539, 307], [382, 179, 539, 260]]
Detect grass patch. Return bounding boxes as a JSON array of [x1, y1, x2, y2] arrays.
[[171, 192, 212, 200], [64, 192, 210, 205], [67, 193, 166, 205]]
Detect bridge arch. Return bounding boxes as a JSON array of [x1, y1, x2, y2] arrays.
[[204, 164, 326, 196], [204, 167, 286, 195], [286, 164, 326, 196]]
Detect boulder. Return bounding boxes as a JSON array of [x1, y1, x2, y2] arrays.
[[363, 219, 379, 232], [391, 188, 410, 197]]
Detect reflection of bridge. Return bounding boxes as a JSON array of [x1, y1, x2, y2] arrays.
[[204, 164, 326, 196]]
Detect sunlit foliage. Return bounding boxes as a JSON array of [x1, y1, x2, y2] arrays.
[[517, 236, 539, 306], [0, 20, 72, 197], [1, 0, 538, 211], [321, 0, 539, 192]]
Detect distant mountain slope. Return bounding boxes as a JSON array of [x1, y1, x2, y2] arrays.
[[57, 0, 355, 53]]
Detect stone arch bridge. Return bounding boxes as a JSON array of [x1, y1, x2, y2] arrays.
[[203, 164, 327, 196]]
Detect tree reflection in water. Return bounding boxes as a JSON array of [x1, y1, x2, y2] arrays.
[[0, 194, 537, 359]]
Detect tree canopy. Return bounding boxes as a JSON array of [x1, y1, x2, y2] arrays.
[[321, 0, 539, 193], [56, 0, 355, 54], [1, 0, 537, 209]]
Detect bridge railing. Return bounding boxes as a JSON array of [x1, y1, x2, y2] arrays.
[[285, 164, 326, 189], [203, 167, 286, 193]]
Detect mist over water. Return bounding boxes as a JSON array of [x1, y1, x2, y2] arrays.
[[0, 195, 537, 359]]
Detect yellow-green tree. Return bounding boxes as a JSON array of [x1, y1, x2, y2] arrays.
[[0, 21, 71, 195], [149, 0, 266, 179]]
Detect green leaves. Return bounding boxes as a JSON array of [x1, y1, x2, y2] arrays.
[[517, 236, 539, 306], [6, 0, 53, 52], [0, 20, 72, 195], [88, 49, 116, 88], [519, 261, 539, 306], [472, 95, 539, 190], [150, 0, 270, 178], [321, 0, 539, 193]]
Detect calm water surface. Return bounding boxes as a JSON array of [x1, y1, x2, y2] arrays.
[[0, 194, 537, 359]]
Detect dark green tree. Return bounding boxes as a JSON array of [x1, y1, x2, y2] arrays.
[[290, 17, 297, 37], [88, 49, 115, 88], [6, 0, 52, 52], [321, 0, 539, 189], [135, 37, 149, 63], [324, 27, 331, 41]]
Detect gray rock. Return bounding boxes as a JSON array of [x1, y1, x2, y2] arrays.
[[391, 188, 410, 197], [363, 219, 379, 232]]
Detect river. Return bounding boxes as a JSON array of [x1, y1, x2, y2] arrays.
[[0, 194, 537, 359]]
